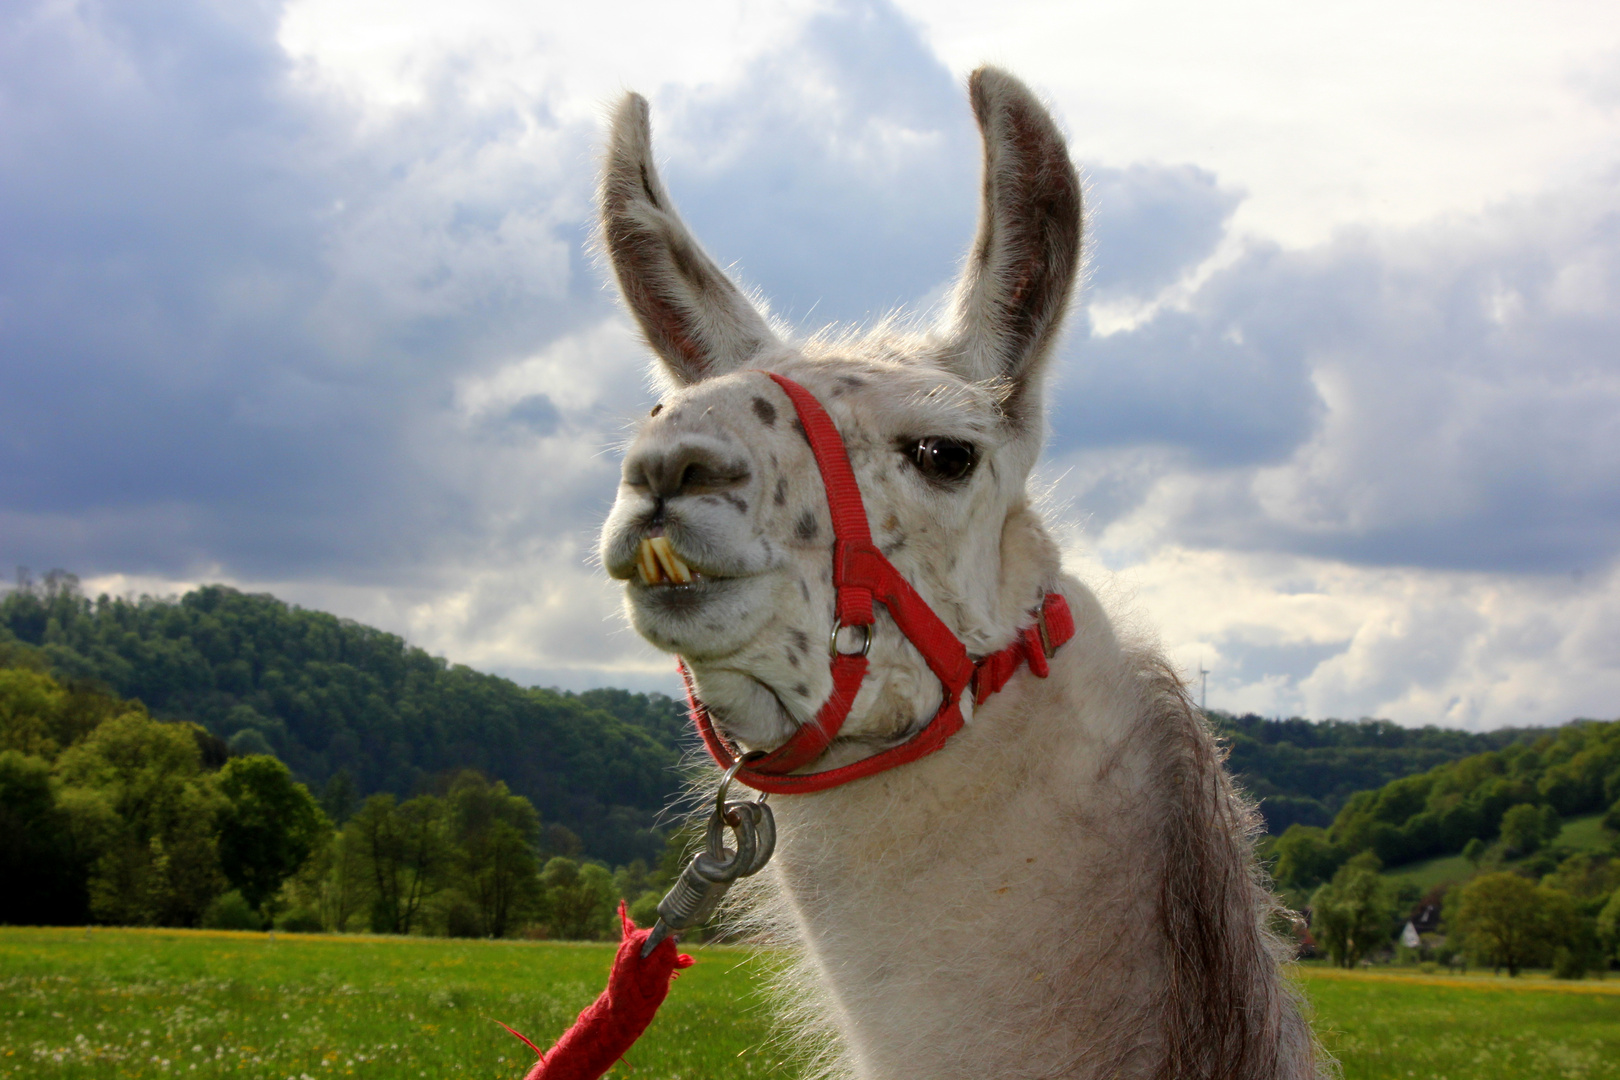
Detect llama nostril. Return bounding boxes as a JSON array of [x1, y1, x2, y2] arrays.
[[628, 441, 751, 499]]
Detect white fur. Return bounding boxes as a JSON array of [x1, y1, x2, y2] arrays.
[[594, 67, 1325, 1080]]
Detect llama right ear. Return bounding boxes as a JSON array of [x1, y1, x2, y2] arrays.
[[943, 68, 1082, 428], [599, 94, 779, 386]]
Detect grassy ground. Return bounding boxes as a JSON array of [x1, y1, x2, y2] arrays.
[[0, 927, 782, 1080], [1384, 851, 1473, 892], [1299, 965, 1620, 1080], [4, 927, 1618, 1080], [1558, 812, 1611, 852]]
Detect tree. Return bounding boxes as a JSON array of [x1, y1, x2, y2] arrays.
[[321, 770, 358, 825], [1309, 852, 1396, 968], [348, 793, 449, 935], [1596, 888, 1620, 968], [1270, 825, 1343, 890], [1498, 804, 1547, 857], [445, 772, 541, 937], [1447, 871, 1577, 976], [0, 750, 89, 924], [216, 755, 329, 914], [1462, 837, 1486, 867], [54, 712, 225, 926], [538, 857, 618, 940]]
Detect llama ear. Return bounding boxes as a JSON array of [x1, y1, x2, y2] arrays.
[[944, 68, 1083, 426], [599, 93, 779, 385]]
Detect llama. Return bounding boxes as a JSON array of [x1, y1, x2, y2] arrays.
[[595, 68, 1325, 1080]]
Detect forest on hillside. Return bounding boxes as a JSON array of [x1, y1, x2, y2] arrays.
[[1270, 717, 1620, 893], [0, 572, 1570, 867], [1216, 711, 1536, 834], [0, 575, 691, 864]]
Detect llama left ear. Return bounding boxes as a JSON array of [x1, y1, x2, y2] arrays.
[[599, 93, 780, 386], [944, 68, 1083, 427]]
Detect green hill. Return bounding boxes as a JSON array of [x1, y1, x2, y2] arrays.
[[1271, 719, 1620, 891], [0, 577, 692, 864], [1211, 711, 1534, 834], [5, 574, 1593, 868]]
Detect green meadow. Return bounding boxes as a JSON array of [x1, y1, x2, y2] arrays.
[[3, 928, 1618, 1080]]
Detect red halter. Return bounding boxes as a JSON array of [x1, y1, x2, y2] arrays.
[[683, 371, 1074, 795]]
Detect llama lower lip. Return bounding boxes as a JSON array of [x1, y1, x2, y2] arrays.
[[631, 574, 743, 617]]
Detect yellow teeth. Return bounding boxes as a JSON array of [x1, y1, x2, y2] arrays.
[[638, 536, 694, 585]]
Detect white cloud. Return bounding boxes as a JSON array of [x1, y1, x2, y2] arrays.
[[5, 0, 1620, 726], [1079, 542, 1620, 730]]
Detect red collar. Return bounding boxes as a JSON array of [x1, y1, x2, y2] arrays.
[[683, 371, 1074, 795]]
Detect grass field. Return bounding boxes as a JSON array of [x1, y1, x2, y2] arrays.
[[3, 928, 1617, 1080]]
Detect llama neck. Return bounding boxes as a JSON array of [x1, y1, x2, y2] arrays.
[[749, 576, 1318, 1080]]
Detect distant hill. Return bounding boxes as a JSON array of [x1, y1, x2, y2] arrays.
[[1211, 711, 1538, 834], [1269, 717, 1620, 892], [1, 574, 1570, 863], [0, 577, 692, 865]]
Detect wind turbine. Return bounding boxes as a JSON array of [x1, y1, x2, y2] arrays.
[[1197, 661, 1209, 713]]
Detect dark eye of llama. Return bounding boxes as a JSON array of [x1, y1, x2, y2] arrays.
[[905, 437, 977, 484]]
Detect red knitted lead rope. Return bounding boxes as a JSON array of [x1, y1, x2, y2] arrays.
[[504, 904, 692, 1080]]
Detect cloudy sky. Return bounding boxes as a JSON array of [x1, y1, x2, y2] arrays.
[[3, 0, 1618, 729]]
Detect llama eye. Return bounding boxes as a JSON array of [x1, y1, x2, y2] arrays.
[[907, 437, 977, 483]]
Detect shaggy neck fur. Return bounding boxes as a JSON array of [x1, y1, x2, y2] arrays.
[[735, 566, 1319, 1080]]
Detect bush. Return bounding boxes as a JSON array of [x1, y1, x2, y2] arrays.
[[276, 909, 323, 933], [628, 889, 662, 929], [537, 857, 617, 940], [1553, 946, 1587, 980], [1603, 797, 1620, 833], [201, 891, 262, 931]]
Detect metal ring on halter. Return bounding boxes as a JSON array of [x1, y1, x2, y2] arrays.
[[714, 757, 746, 823], [828, 621, 872, 659]]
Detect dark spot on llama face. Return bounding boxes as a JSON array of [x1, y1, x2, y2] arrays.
[[798, 579, 811, 602], [830, 374, 867, 397], [795, 511, 819, 542], [881, 534, 907, 557], [752, 396, 777, 427], [789, 628, 810, 654], [785, 648, 800, 669], [794, 683, 809, 698], [650, 402, 663, 417], [792, 418, 807, 444], [721, 492, 748, 513], [774, 477, 788, 507]]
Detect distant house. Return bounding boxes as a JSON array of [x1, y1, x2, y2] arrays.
[[1400, 921, 1421, 949], [1410, 901, 1442, 934]]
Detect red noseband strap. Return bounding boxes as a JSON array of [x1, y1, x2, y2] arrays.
[[682, 372, 1074, 795]]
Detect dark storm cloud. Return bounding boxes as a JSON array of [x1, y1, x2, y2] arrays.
[[4, 0, 1616, 607], [0, 0, 607, 583]]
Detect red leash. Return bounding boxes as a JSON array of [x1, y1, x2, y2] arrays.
[[505, 904, 692, 1080], [505, 372, 1073, 1079]]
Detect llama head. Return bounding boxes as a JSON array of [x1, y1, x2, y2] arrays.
[[598, 68, 1082, 759]]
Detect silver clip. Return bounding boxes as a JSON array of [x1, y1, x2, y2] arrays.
[[641, 760, 776, 957]]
